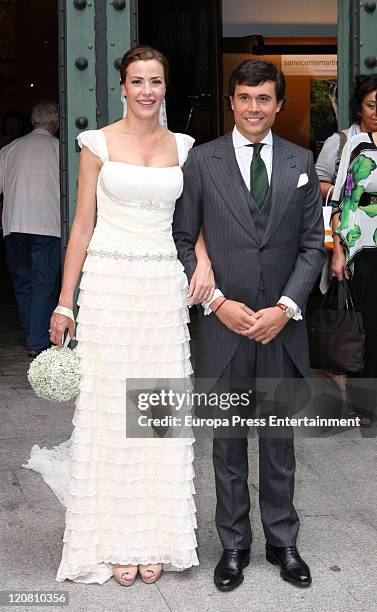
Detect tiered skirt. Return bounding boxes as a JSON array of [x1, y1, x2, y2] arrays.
[[27, 251, 198, 584]]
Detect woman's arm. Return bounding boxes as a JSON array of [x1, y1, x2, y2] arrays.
[[329, 136, 355, 283], [194, 228, 210, 263], [320, 181, 334, 199], [49, 146, 101, 345], [188, 228, 215, 304], [315, 132, 339, 196], [331, 212, 348, 280]]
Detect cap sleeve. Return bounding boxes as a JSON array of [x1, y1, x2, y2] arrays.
[[175, 133, 195, 167], [77, 130, 109, 163]]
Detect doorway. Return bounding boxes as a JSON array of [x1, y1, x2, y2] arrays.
[[0, 0, 59, 346], [137, 0, 338, 153], [221, 0, 338, 155], [0, 0, 58, 133], [137, 0, 223, 144]]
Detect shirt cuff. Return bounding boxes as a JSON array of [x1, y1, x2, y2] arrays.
[[278, 296, 302, 321], [202, 289, 224, 316]]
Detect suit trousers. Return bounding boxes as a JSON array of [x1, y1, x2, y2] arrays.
[[5, 233, 61, 352], [212, 334, 300, 550]]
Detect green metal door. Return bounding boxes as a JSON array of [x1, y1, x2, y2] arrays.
[[337, 0, 377, 129], [58, 0, 133, 250]]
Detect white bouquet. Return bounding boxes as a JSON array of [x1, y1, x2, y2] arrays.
[[28, 345, 81, 402], [28, 305, 80, 402]]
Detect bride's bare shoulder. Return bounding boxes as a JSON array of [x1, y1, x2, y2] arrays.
[[100, 120, 125, 134], [163, 128, 178, 143]]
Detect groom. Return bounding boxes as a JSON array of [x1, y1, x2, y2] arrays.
[[173, 59, 325, 591]]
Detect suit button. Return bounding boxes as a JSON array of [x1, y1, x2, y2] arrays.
[[259, 246, 264, 251]]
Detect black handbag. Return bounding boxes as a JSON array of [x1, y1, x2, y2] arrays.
[[309, 279, 365, 372]]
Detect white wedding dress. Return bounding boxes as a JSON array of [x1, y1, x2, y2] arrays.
[[23, 130, 198, 584]]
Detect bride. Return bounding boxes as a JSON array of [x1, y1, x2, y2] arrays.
[[23, 46, 214, 586]]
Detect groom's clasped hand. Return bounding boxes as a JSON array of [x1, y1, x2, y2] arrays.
[[213, 298, 288, 345]]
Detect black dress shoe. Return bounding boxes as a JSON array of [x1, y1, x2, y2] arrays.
[[214, 548, 250, 591], [266, 543, 311, 587]]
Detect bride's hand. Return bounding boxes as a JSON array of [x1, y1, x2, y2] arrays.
[[188, 259, 215, 305], [49, 310, 75, 347]]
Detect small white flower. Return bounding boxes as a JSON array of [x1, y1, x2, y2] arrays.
[[28, 346, 81, 402]]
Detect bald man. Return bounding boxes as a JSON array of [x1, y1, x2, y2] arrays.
[[0, 101, 61, 356]]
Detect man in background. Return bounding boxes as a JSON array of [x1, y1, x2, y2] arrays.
[[0, 100, 61, 357]]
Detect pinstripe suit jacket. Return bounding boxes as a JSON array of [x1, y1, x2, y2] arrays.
[[173, 130, 325, 379]]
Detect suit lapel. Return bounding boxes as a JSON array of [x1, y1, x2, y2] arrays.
[[261, 134, 300, 246], [205, 132, 259, 243]]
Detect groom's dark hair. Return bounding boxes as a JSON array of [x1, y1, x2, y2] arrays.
[[227, 59, 287, 103]]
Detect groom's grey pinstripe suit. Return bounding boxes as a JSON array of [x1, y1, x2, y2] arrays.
[[173, 130, 325, 549]]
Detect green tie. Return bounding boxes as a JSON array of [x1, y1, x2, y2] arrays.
[[248, 143, 269, 209]]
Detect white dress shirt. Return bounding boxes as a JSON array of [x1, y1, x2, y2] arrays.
[[202, 126, 301, 321], [233, 125, 273, 185], [0, 128, 60, 237]]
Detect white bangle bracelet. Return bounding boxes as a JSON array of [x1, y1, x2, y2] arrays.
[[53, 305, 75, 322]]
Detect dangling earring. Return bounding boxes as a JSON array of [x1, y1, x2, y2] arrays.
[[121, 93, 128, 118], [159, 98, 167, 127]]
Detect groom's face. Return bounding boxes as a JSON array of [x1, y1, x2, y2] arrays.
[[230, 80, 283, 142]]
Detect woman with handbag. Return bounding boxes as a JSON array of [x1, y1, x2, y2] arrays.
[[331, 114, 377, 427], [315, 77, 377, 390], [24, 46, 215, 586], [316, 74, 377, 200]]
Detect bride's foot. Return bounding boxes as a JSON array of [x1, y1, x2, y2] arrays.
[[139, 563, 163, 584], [112, 564, 138, 587]]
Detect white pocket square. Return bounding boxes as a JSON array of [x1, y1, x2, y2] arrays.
[[297, 173, 309, 188]]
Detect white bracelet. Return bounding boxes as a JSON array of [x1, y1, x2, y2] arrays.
[[53, 306, 75, 347], [53, 305, 75, 322]]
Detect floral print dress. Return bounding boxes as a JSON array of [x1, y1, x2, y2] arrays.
[[331, 132, 377, 271]]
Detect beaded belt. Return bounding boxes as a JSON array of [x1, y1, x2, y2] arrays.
[[87, 248, 177, 262]]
